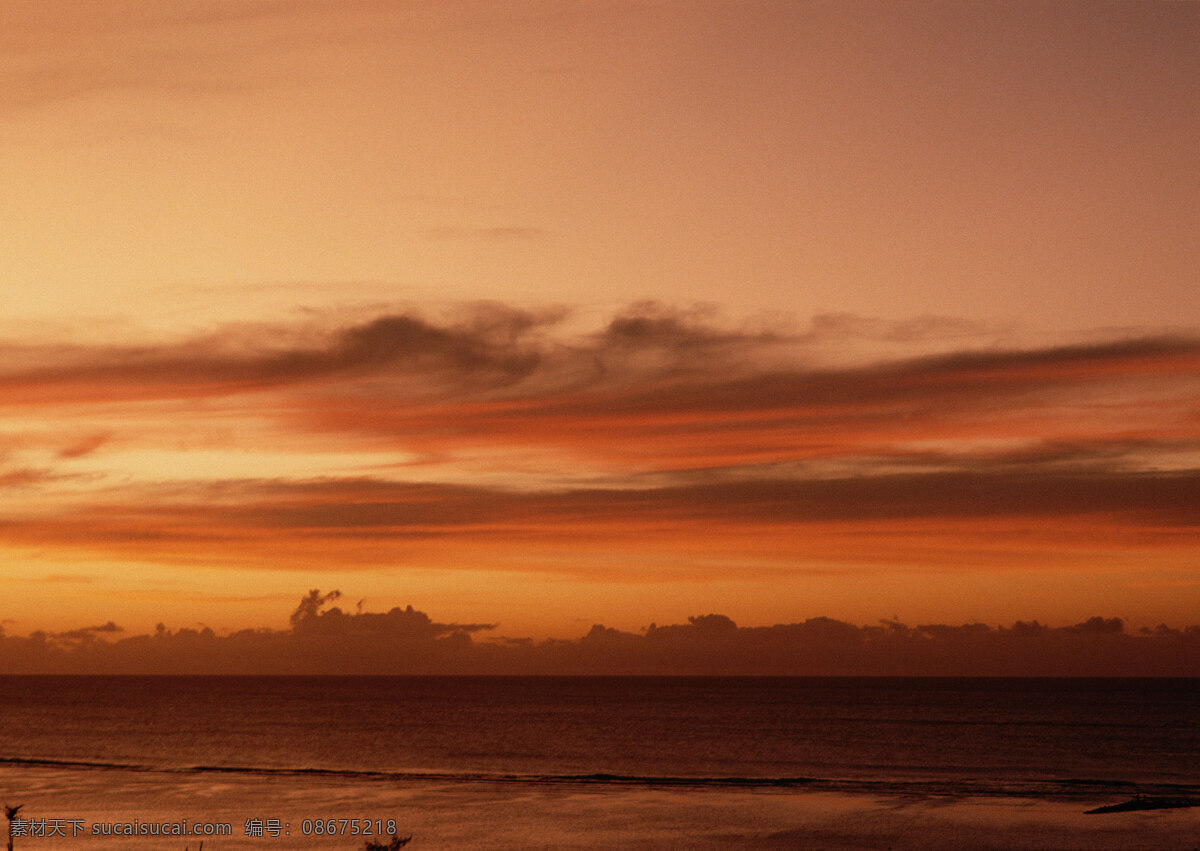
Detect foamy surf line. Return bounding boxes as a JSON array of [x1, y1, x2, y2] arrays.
[[3, 756, 1197, 803]]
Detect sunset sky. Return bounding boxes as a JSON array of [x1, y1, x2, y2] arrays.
[[2, 0, 1198, 648]]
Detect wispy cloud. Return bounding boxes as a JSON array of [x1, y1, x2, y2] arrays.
[[423, 226, 550, 241], [0, 468, 54, 488], [51, 620, 124, 642], [57, 433, 112, 459]]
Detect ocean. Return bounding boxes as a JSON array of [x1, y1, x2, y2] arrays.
[[0, 676, 1197, 849]]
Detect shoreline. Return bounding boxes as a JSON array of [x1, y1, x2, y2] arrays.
[[3, 763, 1199, 849]]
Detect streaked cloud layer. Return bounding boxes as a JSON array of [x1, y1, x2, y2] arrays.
[[2, 304, 1198, 636]]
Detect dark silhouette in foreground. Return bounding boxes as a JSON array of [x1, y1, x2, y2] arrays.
[[1085, 796, 1200, 814], [5, 804, 22, 851], [362, 836, 411, 850]]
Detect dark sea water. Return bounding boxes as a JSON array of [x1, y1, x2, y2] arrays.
[[0, 677, 1197, 848]]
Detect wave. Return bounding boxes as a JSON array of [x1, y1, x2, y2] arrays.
[[186, 765, 824, 789], [2, 756, 1198, 801], [0, 756, 152, 772]]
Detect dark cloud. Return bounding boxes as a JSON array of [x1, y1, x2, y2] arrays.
[[81, 467, 1200, 530], [0, 308, 551, 402], [1, 593, 1197, 676], [1, 306, 1196, 415], [946, 438, 1200, 470], [0, 466, 1195, 571], [581, 334, 1200, 419], [280, 310, 1200, 475]]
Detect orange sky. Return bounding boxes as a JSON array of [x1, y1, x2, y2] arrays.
[[1, 1, 1198, 644]]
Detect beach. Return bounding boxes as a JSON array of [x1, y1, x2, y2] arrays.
[[4, 762, 1200, 850]]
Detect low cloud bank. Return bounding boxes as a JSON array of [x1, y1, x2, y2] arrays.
[[2, 593, 1197, 676]]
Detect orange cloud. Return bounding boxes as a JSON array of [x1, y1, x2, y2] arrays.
[[0, 469, 1195, 576], [0, 305, 1195, 595], [8, 307, 1189, 476]]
